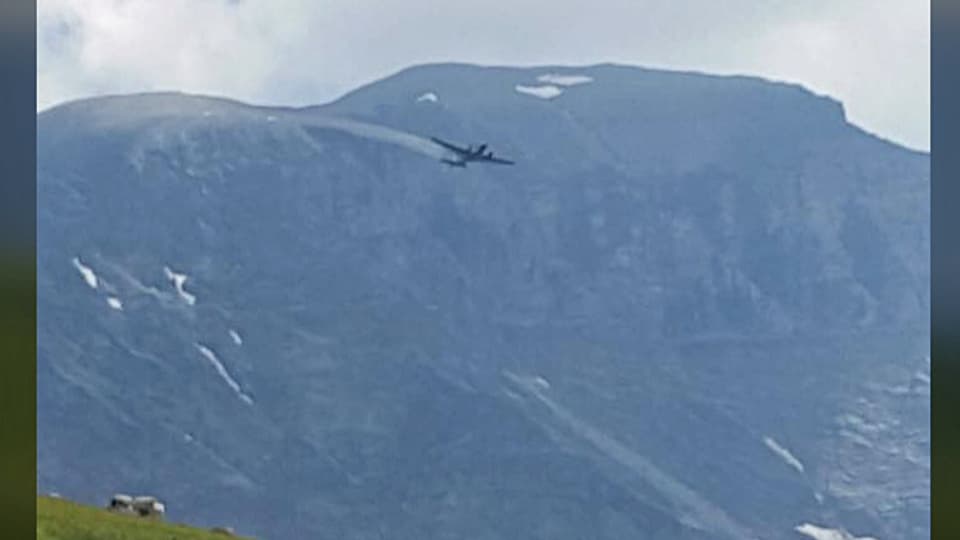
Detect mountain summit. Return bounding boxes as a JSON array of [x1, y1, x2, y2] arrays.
[[38, 63, 929, 540]]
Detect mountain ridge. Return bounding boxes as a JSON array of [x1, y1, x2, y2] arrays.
[[39, 62, 927, 156]]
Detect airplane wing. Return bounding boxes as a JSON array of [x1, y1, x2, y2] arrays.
[[484, 156, 515, 165], [430, 137, 470, 155]]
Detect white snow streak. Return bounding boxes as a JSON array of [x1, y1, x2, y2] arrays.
[[764, 436, 805, 473], [106, 297, 124, 310], [195, 343, 254, 405], [164, 266, 197, 305], [515, 84, 563, 99], [795, 523, 879, 540], [72, 257, 99, 289], [537, 73, 594, 86], [229, 329, 243, 346], [416, 92, 438, 102]]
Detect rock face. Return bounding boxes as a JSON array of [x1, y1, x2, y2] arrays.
[[37, 64, 929, 540]]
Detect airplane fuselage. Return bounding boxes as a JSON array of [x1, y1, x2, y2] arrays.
[[431, 136, 515, 167]]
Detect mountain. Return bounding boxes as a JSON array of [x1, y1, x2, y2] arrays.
[[37, 63, 930, 540]]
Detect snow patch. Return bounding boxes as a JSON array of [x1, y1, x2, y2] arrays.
[[534, 376, 551, 390], [72, 257, 99, 289], [229, 329, 243, 346], [106, 297, 124, 310], [164, 266, 197, 305], [515, 85, 563, 99], [416, 92, 439, 103], [537, 73, 594, 86], [795, 523, 878, 540], [195, 344, 254, 405], [764, 436, 805, 473]]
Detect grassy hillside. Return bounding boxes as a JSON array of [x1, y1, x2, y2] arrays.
[[37, 496, 250, 540]]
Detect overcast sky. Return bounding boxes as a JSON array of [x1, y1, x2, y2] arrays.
[[37, 0, 929, 150]]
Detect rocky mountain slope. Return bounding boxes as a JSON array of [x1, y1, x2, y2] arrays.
[[37, 63, 929, 540]]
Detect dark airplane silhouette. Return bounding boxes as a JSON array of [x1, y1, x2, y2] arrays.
[[430, 137, 515, 167]]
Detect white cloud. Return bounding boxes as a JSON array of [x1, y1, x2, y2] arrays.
[[37, 0, 929, 150]]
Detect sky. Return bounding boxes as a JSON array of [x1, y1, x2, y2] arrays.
[[37, 0, 930, 151]]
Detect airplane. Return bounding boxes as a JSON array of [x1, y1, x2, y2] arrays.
[[430, 136, 515, 167]]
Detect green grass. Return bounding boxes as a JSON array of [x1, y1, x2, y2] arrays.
[[37, 497, 251, 540]]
